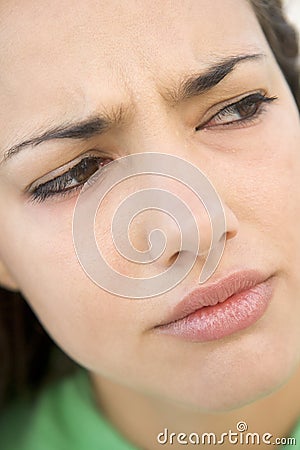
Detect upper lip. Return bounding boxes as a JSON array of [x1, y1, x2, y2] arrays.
[[156, 269, 271, 327]]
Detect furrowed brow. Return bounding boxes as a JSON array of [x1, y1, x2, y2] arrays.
[[1, 53, 264, 165]]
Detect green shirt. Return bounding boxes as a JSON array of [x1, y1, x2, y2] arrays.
[[0, 370, 137, 450], [0, 370, 299, 449]]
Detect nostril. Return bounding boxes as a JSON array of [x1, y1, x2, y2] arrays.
[[225, 227, 238, 241], [169, 251, 180, 266]]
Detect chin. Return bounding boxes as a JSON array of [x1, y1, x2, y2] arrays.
[[164, 367, 297, 414], [156, 326, 300, 413]]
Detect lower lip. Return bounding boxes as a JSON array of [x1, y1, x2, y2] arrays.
[[156, 278, 275, 342]]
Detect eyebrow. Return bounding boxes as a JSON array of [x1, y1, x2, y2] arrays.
[[168, 53, 264, 103], [1, 53, 263, 165], [2, 108, 127, 165]]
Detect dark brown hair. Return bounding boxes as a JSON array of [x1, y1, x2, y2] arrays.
[[0, 0, 299, 409], [251, 0, 299, 107]]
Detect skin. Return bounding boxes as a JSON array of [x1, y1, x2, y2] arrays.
[[0, 0, 300, 448]]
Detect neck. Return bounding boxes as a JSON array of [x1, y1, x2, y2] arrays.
[[90, 364, 300, 450]]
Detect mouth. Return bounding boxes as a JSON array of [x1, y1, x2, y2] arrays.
[[154, 269, 276, 342]]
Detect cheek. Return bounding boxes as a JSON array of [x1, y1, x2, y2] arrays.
[[252, 130, 300, 254], [218, 98, 300, 260], [0, 193, 145, 372]]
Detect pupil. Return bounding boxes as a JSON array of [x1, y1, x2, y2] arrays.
[[238, 100, 258, 117], [74, 158, 100, 183]]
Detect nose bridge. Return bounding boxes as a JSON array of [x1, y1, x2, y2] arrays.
[[125, 120, 222, 243], [125, 85, 191, 157]]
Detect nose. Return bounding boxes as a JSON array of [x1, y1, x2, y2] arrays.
[[123, 122, 239, 276], [119, 149, 239, 283]]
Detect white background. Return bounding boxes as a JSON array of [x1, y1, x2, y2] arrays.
[[284, 0, 300, 31]]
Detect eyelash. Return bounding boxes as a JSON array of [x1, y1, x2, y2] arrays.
[[29, 156, 112, 203], [196, 92, 277, 130], [28, 92, 277, 203]]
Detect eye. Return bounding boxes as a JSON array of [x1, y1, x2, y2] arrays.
[[28, 155, 112, 203], [196, 92, 277, 130]]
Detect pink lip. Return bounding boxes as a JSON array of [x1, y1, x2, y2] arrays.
[[154, 270, 276, 342]]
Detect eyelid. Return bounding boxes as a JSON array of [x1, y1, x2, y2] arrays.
[[27, 155, 114, 205], [196, 89, 267, 129], [25, 149, 107, 193]]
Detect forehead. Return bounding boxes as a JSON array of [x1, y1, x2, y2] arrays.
[[0, 0, 268, 148]]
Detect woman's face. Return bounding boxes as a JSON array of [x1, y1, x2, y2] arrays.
[[0, 0, 299, 411]]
